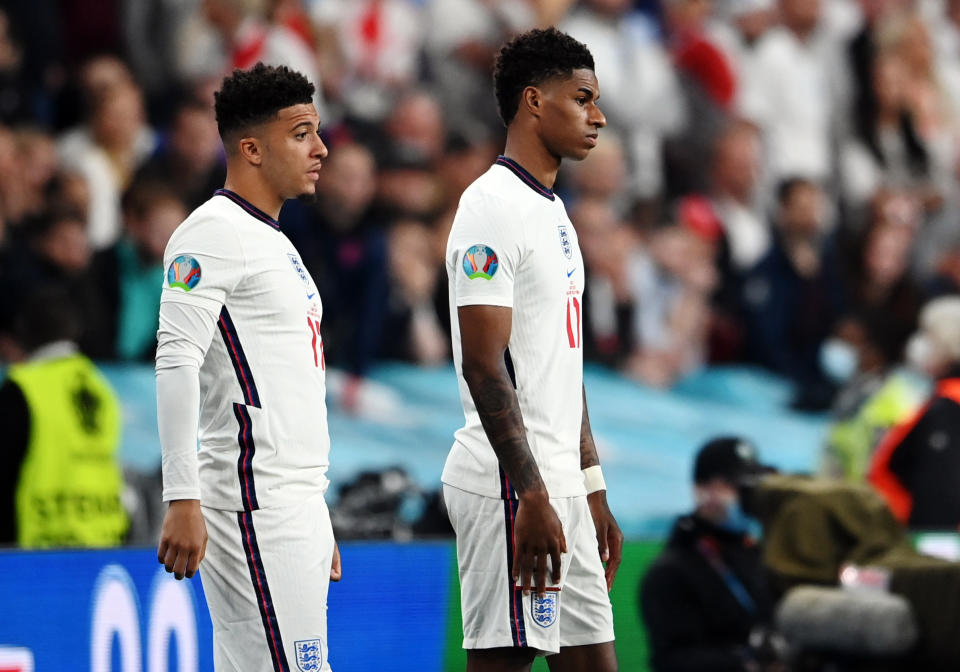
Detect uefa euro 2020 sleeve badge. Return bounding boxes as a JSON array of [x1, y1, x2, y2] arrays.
[[167, 255, 202, 292], [462, 244, 499, 280]]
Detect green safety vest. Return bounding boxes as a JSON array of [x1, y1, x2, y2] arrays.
[[7, 353, 128, 547]]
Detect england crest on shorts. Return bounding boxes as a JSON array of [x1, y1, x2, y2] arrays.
[[557, 224, 573, 259], [531, 591, 559, 628], [295, 639, 323, 672]]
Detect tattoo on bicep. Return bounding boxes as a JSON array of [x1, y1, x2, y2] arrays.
[[472, 376, 543, 494], [580, 389, 600, 470]]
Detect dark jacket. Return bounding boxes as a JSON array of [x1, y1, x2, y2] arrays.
[[640, 514, 774, 672], [869, 371, 960, 529]]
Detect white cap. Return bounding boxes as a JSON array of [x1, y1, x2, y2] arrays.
[[914, 296, 960, 364]]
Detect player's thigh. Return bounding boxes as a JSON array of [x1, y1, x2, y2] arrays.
[[201, 493, 335, 671], [556, 496, 615, 650], [466, 646, 538, 672], [445, 485, 576, 655], [546, 642, 617, 672]]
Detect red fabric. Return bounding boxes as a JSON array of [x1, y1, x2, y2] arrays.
[[674, 37, 737, 109], [868, 401, 929, 522], [232, 29, 268, 71]]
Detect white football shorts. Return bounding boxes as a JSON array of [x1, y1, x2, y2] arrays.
[[444, 482, 615, 655], [200, 489, 335, 672]]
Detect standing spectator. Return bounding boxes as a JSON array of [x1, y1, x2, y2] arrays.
[[564, 0, 686, 201], [641, 437, 781, 672], [870, 296, 960, 528], [741, 0, 842, 182], [0, 285, 128, 547], [739, 178, 844, 408], [136, 95, 226, 211]]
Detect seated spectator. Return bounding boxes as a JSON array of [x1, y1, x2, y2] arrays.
[[58, 67, 157, 249], [869, 296, 960, 529], [739, 177, 844, 409], [626, 197, 719, 387], [0, 285, 128, 547], [571, 197, 636, 368], [379, 219, 448, 365], [91, 180, 185, 361], [136, 95, 226, 211], [820, 309, 927, 482], [640, 437, 782, 672]]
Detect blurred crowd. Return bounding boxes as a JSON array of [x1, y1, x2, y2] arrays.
[[3, 0, 960, 411]]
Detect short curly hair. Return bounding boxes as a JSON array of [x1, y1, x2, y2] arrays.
[[214, 62, 315, 146], [493, 28, 595, 127]]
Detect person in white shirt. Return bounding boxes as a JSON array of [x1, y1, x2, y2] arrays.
[[443, 28, 621, 672], [155, 63, 340, 672]]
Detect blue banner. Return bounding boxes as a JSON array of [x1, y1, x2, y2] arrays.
[[0, 543, 453, 672]]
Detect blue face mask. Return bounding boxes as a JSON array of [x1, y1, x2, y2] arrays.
[[820, 338, 859, 383], [718, 499, 754, 535]]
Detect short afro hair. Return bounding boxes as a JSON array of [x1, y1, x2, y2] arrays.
[[214, 62, 315, 145], [493, 28, 595, 127]]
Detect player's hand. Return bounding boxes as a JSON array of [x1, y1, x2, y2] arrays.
[[158, 499, 207, 580], [330, 542, 342, 582], [513, 489, 566, 596], [588, 490, 623, 591]]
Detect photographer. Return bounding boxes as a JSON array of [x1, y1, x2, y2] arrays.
[[641, 437, 785, 671]]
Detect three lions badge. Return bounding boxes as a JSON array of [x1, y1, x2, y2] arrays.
[[531, 591, 559, 628], [295, 639, 323, 672]]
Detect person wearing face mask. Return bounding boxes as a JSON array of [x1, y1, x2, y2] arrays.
[[819, 310, 927, 483], [640, 437, 784, 672], [869, 295, 960, 529]]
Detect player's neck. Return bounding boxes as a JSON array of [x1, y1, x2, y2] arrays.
[[502, 134, 561, 190], [222, 171, 284, 220]]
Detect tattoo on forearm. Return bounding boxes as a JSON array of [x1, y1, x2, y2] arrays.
[[471, 375, 544, 495], [580, 387, 600, 470]]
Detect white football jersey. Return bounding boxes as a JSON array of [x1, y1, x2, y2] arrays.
[[160, 189, 330, 511], [443, 157, 587, 500]]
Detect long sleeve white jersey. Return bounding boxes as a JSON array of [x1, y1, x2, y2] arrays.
[[156, 189, 330, 511]]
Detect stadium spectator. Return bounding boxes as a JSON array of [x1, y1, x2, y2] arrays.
[[563, 0, 686, 200], [739, 177, 843, 408], [641, 437, 781, 672], [740, 0, 842, 182], [0, 285, 128, 548], [869, 296, 960, 529], [626, 197, 719, 387], [423, 0, 536, 137], [136, 95, 226, 211], [58, 73, 157, 249], [90, 180, 186, 361], [820, 309, 927, 482], [571, 197, 636, 368], [563, 129, 630, 212], [309, 0, 423, 123], [380, 219, 448, 365]]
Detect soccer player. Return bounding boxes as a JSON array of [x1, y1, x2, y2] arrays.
[[443, 28, 622, 672], [155, 63, 339, 672]]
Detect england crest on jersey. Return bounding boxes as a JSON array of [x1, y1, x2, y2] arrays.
[[557, 224, 573, 259], [531, 591, 559, 628], [295, 639, 323, 672], [288, 253, 309, 286]]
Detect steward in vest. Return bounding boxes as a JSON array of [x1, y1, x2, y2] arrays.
[[0, 285, 127, 547]]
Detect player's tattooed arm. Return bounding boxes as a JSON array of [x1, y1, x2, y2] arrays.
[[458, 304, 546, 495], [471, 375, 545, 495], [579, 385, 600, 470]]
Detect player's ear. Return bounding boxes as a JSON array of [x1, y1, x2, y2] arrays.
[[521, 86, 542, 119], [238, 135, 264, 166]]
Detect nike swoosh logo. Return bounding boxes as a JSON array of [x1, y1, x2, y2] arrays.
[[567, 268, 576, 277], [307, 292, 316, 299]]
